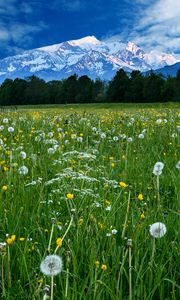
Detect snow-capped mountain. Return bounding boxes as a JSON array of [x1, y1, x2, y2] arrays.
[[0, 35, 178, 82]]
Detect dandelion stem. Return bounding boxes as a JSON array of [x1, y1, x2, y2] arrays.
[[48, 223, 55, 253], [7, 245, 11, 288], [128, 239, 132, 300], [121, 192, 131, 239], [50, 276, 54, 300], [150, 237, 156, 265], [1, 254, 6, 297], [116, 248, 128, 296], [157, 175, 160, 209]]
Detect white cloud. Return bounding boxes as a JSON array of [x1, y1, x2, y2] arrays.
[[134, 0, 180, 53]]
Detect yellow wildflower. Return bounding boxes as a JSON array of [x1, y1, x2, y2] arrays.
[[2, 185, 8, 191], [95, 261, 100, 267], [101, 264, 107, 271], [19, 237, 25, 242], [66, 193, 74, 199], [78, 218, 84, 226], [119, 181, 128, 188], [140, 213, 145, 220], [56, 238, 63, 247], [138, 193, 143, 201]]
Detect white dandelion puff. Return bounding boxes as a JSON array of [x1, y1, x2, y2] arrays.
[[138, 133, 144, 139], [153, 162, 164, 175], [40, 255, 63, 276], [8, 127, 14, 133], [149, 222, 167, 238], [18, 166, 28, 175], [3, 118, 9, 124], [19, 151, 27, 159], [176, 161, 180, 169]]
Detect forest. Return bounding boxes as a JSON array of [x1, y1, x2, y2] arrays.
[[0, 69, 179, 105]]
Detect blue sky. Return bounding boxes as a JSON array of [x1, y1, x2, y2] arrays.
[[0, 0, 179, 58]]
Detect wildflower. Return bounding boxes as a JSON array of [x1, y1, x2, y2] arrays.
[[119, 181, 128, 188], [138, 193, 143, 201], [176, 161, 180, 169], [153, 162, 164, 175], [77, 137, 83, 142], [40, 254, 63, 276], [19, 151, 27, 159], [6, 235, 16, 245], [113, 136, 119, 141], [140, 213, 145, 220], [18, 166, 28, 175], [48, 148, 55, 155], [127, 137, 133, 142], [78, 218, 84, 226], [138, 133, 144, 139], [3, 118, 9, 123], [56, 238, 62, 247], [95, 261, 100, 267], [100, 133, 106, 139], [66, 193, 74, 199], [149, 222, 167, 238], [111, 229, 118, 235], [2, 185, 8, 191], [19, 237, 25, 241], [8, 127, 14, 133], [105, 205, 112, 211], [101, 264, 107, 271]]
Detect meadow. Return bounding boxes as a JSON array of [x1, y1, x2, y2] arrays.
[[0, 103, 180, 300]]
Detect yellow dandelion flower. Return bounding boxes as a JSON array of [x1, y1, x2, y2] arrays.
[[11, 235, 16, 241], [78, 218, 84, 226], [56, 238, 63, 247], [119, 181, 128, 188], [95, 261, 100, 267], [19, 237, 25, 242], [101, 264, 107, 271], [2, 185, 8, 191], [138, 193, 143, 201], [111, 162, 115, 168], [66, 193, 74, 199], [140, 213, 145, 220]]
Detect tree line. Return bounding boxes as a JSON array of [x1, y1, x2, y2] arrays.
[[0, 69, 179, 106]]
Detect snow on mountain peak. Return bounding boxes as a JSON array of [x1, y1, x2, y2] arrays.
[[126, 41, 141, 54], [68, 35, 100, 46]]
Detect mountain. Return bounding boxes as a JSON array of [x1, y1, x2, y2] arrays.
[[153, 62, 180, 77], [0, 35, 178, 82]]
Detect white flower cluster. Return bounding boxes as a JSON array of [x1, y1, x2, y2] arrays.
[[153, 162, 164, 176], [149, 222, 166, 238]]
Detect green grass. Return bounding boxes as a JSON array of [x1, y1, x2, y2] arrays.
[[0, 103, 180, 299]]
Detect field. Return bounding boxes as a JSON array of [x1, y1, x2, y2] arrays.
[[0, 103, 180, 300]]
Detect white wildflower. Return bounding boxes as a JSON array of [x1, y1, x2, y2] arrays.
[[40, 255, 63, 276], [77, 137, 83, 142], [8, 127, 14, 133], [18, 166, 28, 175], [149, 222, 167, 238], [0, 125, 4, 131], [48, 148, 56, 155], [138, 133, 144, 139], [176, 161, 180, 169], [105, 205, 112, 211], [19, 151, 27, 159], [113, 136, 119, 141], [3, 118, 8, 123], [127, 137, 133, 142], [153, 162, 164, 175], [100, 133, 106, 139], [48, 132, 53, 138], [111, 229, 118, 235]]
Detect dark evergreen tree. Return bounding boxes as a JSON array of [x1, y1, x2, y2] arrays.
[[0, 79, 14, 105], [143, 71, 165, 102], [76, 75, 93, 103], [106, 69, 130, 102]]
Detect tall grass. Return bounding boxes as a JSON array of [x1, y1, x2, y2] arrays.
[[0, 103, 179, 299]]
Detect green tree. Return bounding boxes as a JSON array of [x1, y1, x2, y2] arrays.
[[106, 69, 130, 102]]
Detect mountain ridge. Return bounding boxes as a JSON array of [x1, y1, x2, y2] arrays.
[[0, 35, 179, 82]]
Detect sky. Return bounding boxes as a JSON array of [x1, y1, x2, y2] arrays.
[[0, 0, 179, 59]]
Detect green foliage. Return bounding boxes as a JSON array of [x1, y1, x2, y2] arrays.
[[0, 68, 180, 106]]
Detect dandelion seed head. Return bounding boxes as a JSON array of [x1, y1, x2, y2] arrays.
[[40, 254, 63, 276], [149, 222, 167, 238], [18, 166, 28, 175]]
